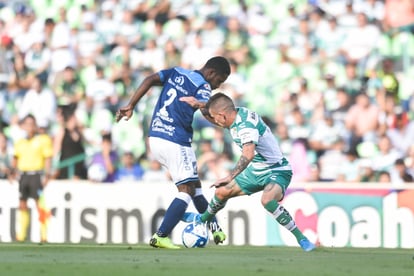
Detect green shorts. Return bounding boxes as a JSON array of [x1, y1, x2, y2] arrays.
[[234, 158, 292, 196]]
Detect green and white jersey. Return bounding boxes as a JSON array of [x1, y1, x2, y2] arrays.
[[229, 107, 288, 167]]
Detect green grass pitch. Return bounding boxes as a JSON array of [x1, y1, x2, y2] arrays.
[[0, 243, 413, 276]]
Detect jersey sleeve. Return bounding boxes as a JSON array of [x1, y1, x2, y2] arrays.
[[40, 135, 54, 158], [238, 123, 259, 145], [195, 83, 212, 102], [158, 68, 174, 83]]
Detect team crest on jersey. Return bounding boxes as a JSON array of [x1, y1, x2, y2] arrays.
[[174, 76, 184, 86], [230, 127, 238, 138]]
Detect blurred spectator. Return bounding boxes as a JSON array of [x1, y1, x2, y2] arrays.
[[330, 87, 352, 126], [336, 148, 363, 182], [285, 107, 311, 141], [377, 170, 391, 183], [369, 135, 401, 173], [322, 73, 340, 112], [357, 0, 385, 25], [404, 145, 414, 179], [336, 0, 358, 29], [53, 105, 87, 180], [308, 111, 343, 158], [386, 111, 414, 156], [88, 133, 118, 183], [199, 16, 225, 54], [12, 53, 32, 92], [389, 158, 414, 185], [18, 75, 56, 129], [138, 38, 165, 72], [115, 151, 145, 182], [115, 9, 142, 46], [360, 165, 377, 182], [197, 139, 221, 181], [339, 12, 380, 74], [309, 7, 330, 43], [163, 39, 182, 68], [54, 66, 85, 106], [275, 122, 293, 157], [85, 65, 117, 114], [221, 58, 247, 106], [96, 1, 120, 54], [223, 16, 251, 66], [12, 13, 33, 54], [345, 92, 379, 153], [0, 131, 11, 179], [316, 15, 346, 62], [341, 61, 365, 102], [278, 3, 299, 35], [147, 0, 171, 26], [377, 58, 399, 103], [48, 8, 76, 83], [286, 16, 316, 65], [109, 35, 141, 72], [181, 31, 215, 69], [317, 139, 348, 182], [245, 3, 272, 36], [23, 34, 50, 84], [74, 11, 104, 66], [290, 139, 313, 182], [195, 0, 221, 22], [383, 0, 414, 31], [296, 77, 322, 119]]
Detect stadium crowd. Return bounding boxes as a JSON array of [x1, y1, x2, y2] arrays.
[[0, 0, 413, 184]]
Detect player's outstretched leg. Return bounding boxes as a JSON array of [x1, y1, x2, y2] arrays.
[[193, 191, 226, 244], [265, 200, 315, 252]]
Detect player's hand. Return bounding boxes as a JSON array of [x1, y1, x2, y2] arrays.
[[210, 175, 232, 188], [179, 97, 205, 109], [115, 105, 134, 122]]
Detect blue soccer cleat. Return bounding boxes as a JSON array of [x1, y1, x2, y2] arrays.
[[299, 238, 316, 252], [182, 212, 202, 223]]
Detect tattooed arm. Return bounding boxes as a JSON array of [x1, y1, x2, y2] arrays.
[[211, 142, 256, 188]]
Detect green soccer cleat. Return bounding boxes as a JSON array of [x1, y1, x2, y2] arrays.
[[212, 230, 226, 245], [149, 233, 180, 249]]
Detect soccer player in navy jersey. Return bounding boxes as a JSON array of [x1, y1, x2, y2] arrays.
[[116, 56, 230, 248]]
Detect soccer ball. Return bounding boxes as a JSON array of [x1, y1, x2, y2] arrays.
[[182, 222, 209, 248], [87, 164, 107, 182]]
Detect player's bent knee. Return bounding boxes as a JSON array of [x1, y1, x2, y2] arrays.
[[214, 188, 231, 201], [177, 182, 196, 197]]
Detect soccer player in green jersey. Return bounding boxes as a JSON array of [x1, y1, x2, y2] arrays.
[[181, 92, 315, 251]]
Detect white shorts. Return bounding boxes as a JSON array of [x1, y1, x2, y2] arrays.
[[148, 137, 199, 185]]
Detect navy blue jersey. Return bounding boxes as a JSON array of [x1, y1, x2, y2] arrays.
[[148, 67, 212, 146]]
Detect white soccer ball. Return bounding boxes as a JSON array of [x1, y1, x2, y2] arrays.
[[182, 222, 209, 248], [87, 164, 107, 182]]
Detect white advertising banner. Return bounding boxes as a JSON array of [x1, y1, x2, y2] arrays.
[[1, 181, 413, 248]]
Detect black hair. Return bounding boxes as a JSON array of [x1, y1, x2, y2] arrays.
[[204, 56, 231, 76], [21, 114, 36, 124], [102, 133, 112, 142]]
